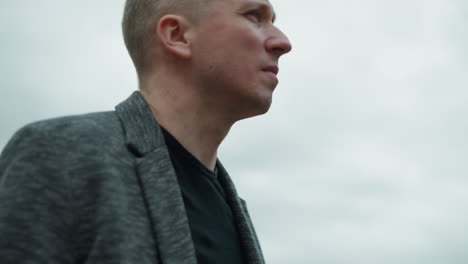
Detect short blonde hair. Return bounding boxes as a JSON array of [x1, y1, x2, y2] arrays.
[[122, 0, 202, 77]]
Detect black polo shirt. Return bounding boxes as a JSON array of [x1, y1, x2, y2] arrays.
[[161, 127, 245, 264]]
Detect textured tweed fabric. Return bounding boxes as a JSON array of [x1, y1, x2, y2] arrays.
[[0, 91, 265, 264]]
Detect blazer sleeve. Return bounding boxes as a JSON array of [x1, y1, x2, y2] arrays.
[[0, 124, 74, 263]]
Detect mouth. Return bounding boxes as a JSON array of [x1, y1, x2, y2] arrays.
[[262, 65, 279, 75]]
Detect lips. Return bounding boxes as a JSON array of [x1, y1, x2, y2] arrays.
[[262, 66, 279, 75]]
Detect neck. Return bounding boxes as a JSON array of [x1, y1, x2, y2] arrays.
[[140, 72, 234, 171]]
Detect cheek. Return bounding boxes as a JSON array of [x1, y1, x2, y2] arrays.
[[208, 20, 264, 49], [217, 30, 264, 74], [234, 26, 264, 51], [192, 22, 266, 80]]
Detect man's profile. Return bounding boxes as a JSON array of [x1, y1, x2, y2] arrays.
[[0, 0, 291, 263]]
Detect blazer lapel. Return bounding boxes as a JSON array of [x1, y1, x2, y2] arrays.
[[217, 162, 265, 264], [115, 91, 197, 264], [136, 150, 197, 264]]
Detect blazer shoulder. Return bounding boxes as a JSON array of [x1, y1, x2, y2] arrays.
[[24, 111, 121, 140], [1, 111, 130, 168], [0, 111, 126, 263]]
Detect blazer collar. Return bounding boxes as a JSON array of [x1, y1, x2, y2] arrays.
[[115, 91, 197, 264], [115, 91, 165, 156], [217, 162, 265, 264], [115, 91, 264, 264]]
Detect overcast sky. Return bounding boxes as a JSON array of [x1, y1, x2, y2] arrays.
[[1, 0, 467, 263]]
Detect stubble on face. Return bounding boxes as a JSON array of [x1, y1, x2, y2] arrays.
[[190, 0, 286, 120]]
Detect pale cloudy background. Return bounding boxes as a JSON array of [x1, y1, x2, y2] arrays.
[[1, 0, 467, 263]]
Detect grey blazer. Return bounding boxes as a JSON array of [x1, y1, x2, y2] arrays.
[[0, 91, 265, 264]]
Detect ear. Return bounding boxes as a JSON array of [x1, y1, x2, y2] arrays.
[[157, 15, 193, 59]]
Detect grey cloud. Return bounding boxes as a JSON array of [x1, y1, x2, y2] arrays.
[[1, 0, 468, 263]]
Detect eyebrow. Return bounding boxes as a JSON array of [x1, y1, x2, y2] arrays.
[[241, 1, 277, 23]]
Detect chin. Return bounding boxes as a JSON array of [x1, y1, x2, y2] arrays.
[[237, 97, 272, 121]]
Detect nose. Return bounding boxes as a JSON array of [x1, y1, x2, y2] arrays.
[[265, 26, 292, 57]]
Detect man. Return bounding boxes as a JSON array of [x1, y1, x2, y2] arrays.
[[0, 0, 291, 263]]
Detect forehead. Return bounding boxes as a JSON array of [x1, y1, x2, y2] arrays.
[[235, 0, 274, 10], [233, 0, 276, 20]]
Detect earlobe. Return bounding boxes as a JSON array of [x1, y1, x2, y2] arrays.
[[157, 15, 192, 59]]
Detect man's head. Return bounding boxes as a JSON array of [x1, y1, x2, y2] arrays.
[[122, 0, 291, 120]]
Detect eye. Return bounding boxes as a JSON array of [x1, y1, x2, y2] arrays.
[[245, 10, 262, 23]]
